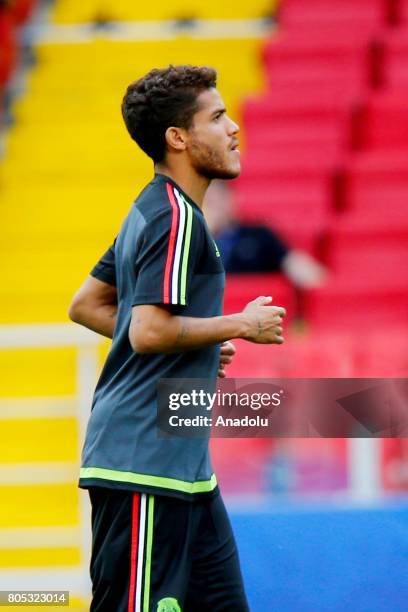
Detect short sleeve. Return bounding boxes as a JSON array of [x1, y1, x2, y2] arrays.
[[90, 240, 117, 286], [132, 192, 203, 308]]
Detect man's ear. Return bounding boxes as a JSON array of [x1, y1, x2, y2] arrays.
[[165, 126, 188, 153]]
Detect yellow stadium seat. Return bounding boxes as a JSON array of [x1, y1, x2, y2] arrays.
[[51, 0, 278, 23]]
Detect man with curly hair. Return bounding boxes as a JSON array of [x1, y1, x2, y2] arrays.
[[69, 65, 285, 611]]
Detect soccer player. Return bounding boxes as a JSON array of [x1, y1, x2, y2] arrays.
[[69, 65, 285, 612]]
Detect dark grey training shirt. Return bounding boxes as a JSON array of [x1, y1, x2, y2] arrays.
[[79, 174, 225, 500]]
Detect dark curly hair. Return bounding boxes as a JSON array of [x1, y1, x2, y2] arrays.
[[121, 65, 217, 163]]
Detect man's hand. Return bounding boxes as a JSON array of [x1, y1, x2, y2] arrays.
[[218, 341, 236, 378], [241, 296, 286, 344]]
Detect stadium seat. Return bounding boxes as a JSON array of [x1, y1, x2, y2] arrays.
[[353, 331, 408, 376], [236, 153, 337, 251], [232, 179, 332, 252], [327, 244, 408, 285], [380, 27, 408, 88], [240, 152, 339, 182], [243, 89, 355, 124], [343, 151, 408, 211], [279, 0, 387, 30], [11, 0, 38, 25], [262, 29, 373, 91], [223, 274, 296, 321], [401, 0, 408, 23], [281, 333, 355, 377], [358, 90, 408, 149], [243, 90, 354, 153], [304, 280, 408, 330], [227, 333, 355, 378], [244, 123, 348, 157], [51, 0, 277, 23], [227, 330, 408, 378], [327, 210, 408, 250], [0, 6, 17, 87]]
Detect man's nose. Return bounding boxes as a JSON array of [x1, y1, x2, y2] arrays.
[[226, 115, 240, 134]]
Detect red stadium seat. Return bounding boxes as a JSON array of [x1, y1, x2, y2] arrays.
[[343, 151, 408, 211], [401, 0, 408, 23], [328, 210, 408, 250], [225, 339, 286, 378], [0, 6, 17, 86], [241, 148, 341, 170], [226, 331, 408, 378], [304, 280, 408, 330], [232, 180, 332, 252], [327, 244, 408, 284], [262, 30, 373, 91], [353, 331, 408, 376], [380, 28, 408, 88], [239, 152, 338, 182], [358, 90, 408, 149], [235, 154, 337, 251], [245, 123, 348, 156], [243, 89, 357, 120], [279, 0, 386, 29], [223, 274, 296, 321], [11, 0, 37, 25], [237, 3, 408, 340], [227, 333, 355, 378], [243, 89, 353, 153]]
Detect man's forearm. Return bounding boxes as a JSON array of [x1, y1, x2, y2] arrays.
[[130, 309, 250, 353], [129, 297, 285, 354], [71, 304, 117, 339], [171, 313, 250, 351], [68, 276, 118, 339]]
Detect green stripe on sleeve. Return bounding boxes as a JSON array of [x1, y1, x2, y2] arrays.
[[80, 467, 217, 494], [179, 197, 193, 305], [143, 495, 155, 612]]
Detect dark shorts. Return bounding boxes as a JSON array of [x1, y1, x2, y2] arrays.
[[89, 487, 250, 612]]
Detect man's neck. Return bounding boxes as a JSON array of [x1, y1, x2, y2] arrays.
[[155, 163, 210, 209]]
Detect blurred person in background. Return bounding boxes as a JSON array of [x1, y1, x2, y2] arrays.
[[205, 180, 327, 289], [69, 64, 286, 612]]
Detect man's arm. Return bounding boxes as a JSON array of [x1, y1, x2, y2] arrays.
[[129, 296, 285, 354], [68, 276, 118, 339]]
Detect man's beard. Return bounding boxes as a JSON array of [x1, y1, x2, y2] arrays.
[[188, 139, 240, 180]]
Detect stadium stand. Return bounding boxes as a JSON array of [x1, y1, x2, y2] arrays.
[[227, 0, 408, 372], [262, 28, 376, 93], [51, 0, 278, 23], [379, 27, 408, 88], [278, 0, 388, 30], [356, 93, 408, 149]]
